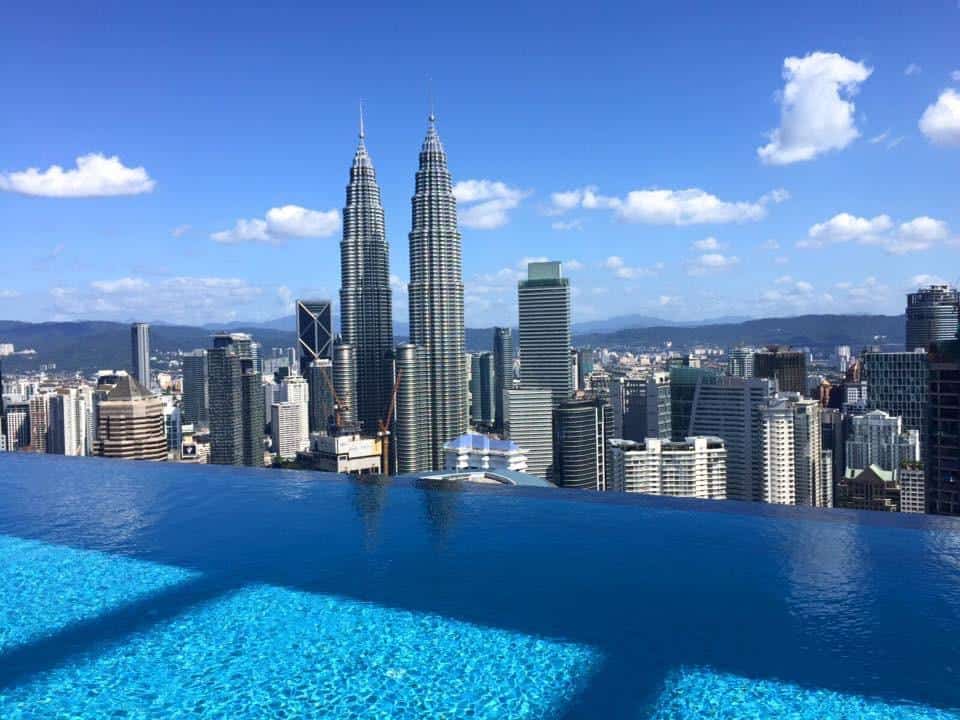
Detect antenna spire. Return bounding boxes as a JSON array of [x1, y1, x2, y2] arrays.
[[359, 100, 366, 140], [428, 77, 436, 124]]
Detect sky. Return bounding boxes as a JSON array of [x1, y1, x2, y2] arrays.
[[1, 1, 959, 328]]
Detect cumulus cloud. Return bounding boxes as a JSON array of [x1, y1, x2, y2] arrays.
[[91, 277, 150, 293], [835, 276, 889, 303], [760, 276, 816, 306], [693, 236, 723, 251], [0, 153, 155, 198], [564, 259, 585, 271], [603, 255, 662, 279], [800, 212, 953, 254], [758, 52, 872, 165], [687, 253, 740, 276], [453, 179, 530, 230], [919, 89, 960, 146], [551, 219, 583, 231], [548, 185, 784, 225], [212, 205, 340, 244]]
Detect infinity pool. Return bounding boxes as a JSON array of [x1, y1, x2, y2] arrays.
[[0, 454, 958, 718]]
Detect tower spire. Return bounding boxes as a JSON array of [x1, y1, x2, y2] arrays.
[[359, 100, 365, 141]]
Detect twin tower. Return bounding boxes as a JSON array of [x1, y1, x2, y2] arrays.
[[340, 113, 465, 471]]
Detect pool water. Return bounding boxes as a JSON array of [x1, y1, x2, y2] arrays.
[[0, 453, 958, 718]]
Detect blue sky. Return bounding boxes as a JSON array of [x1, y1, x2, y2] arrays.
[[1, 1, 958, 327]]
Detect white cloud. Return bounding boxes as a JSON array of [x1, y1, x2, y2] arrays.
[[774, 256, 790, 265], [0, 289, 21, 299], [869, 131, 890, 144], [693, 236, 723, 251], [760, 276, 816, 306], [758, 52, 872, 165], [911, 273, 948, 287], [564, 259, 585, 271], [687, 253, 740, 276], [919, 89, 960, 146], [603, 255, 661, 279], [551, 219, 583, 231], [172, 224, 191, 238], [453, 179, 530, 230], [760, 239, 780, 250], [952, 70, 960, 82], [91, 277, 150, 293], [801, 212, 953, 254], [212, 205, 340, 244], [390, 274, 408, 295], [0, 153, 155, 198], [276, 285, 295, 314], [548, 185, 781, 225], [904, 63, 922, 76], [836, 276, 888, 303]]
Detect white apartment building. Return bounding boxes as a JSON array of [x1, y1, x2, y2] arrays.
[[762, 393, 829, 507], [271, 401, 309, 460], [443, 433, 529, 473], [845, 409, 920, 473], [609, 436, 727, 499]]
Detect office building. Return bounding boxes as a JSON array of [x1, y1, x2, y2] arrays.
[[928, 338, 960, 514], [553, 394, 613, 490], [297, 299, 333, 366], [181, 350, 209, 426], [163, 401, 182, 457], [761, 393, 828, 507], [93, 375, 167, 461], [845, 410, 920, 473], [468, 352, 495, 428], [339, 115, 394, 433], [48, 388, 86, 456], [297, 431, 382, 475], [407, 114, 467, 468], [820, 407, 845, 495], [610, 371, 671, 442], [689, 375, 775, 501], [131, 322, 151, 389], [518, 261, 571, 406], [393, 343, 432, 474], [669, 366, 714, 441], [609, 436, 727, 499], [4, 402, 29, 451], [504, 387, 554, 480], [492, 327, 514, 433], [332, 339, 357, 428], [28, 393, 50, 453], [443, 433, 528, 473], [208, 333, 263, 467], [727, 347, 755, 378], [754, 347, 807, 394], [577, 348, 594, 390], [906, 284, 960, 351], [861, 350, 929, 462], [899, 466, 926, 513], [271, 401, 309, 460]]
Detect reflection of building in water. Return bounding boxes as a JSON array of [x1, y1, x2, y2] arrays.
[[352, 476, 390, 550], [296, 431, 381, 474]]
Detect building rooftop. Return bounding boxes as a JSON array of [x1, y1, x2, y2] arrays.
[[443, 432, 524, 454]]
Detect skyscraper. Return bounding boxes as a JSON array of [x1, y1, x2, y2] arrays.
[[297, 300, 333, 368], [927, 338, 960, 515], [469, 352, 495, 428], [906, 284, 960, 351], [861, 350, 929, 463], [492, 327, 514, 433], [94, 375, 167, 461], [553, 394, 613, 490], [518, 261, 571, 406], [761, 393, 828, 507], [208, 332, 264, 467], [332, 339, 357, 428], [407, 113, 466, 468], [339, 113, 394, 433], [753, 347, 807, 394], [393, 343, 432, 473], [131, 322, 151, 389], [845, 410, 920, 473], [609, 436, 727, 499], [304, 359, 335, 435], [181, 350, 209, 426], [727, 347, 755, 378], [610, 372, 671, 441], [503, 387, 554, 480]]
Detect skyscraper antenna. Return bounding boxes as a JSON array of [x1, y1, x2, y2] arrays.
[[359, 100, 365, 140], [428, 77, 435, 123]]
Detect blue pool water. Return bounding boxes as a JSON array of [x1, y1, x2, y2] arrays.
[[0, 454, 958, 718]]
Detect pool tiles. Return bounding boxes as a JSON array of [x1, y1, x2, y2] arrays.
[[0, 534, 196, 653], [649, 668, 959, 719], [0, 584, 601, 719]]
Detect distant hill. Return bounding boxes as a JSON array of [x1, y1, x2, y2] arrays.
[[571, 314, 752, 333], [0, 314, 905, 373]]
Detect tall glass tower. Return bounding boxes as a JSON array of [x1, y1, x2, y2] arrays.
[[340, 112, 394, 433], [130, 322, 151, 389], [407, 113, 466, 468]]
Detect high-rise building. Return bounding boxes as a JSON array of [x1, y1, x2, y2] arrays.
[[609, 436, 727, 499], [845, 410, 920, 472], [518, 261, 571, 406], [332, 339, 357, 429], [4, 402, 30, 451], [181, 350, 209, 426], [576, 348, 594, 390], [407, 114, 466, 468], [753, 347, 807, 394], [208, 333, 263, 467], [899, 466, 926, 513], [339, 114, 394, 434], [820, 407, 845, 496], [28, 393, 50, 453], [928, 338, 960, 515], [297, 300, 333, 368], [610, 372, 671, 442], [271, 401, 309, 460], [94, 375, 167, 461], [131, 322, 152, 389], [504, 387, 554, 480], [669, 366, 715, 441], [468, 352, 495, 428], [48, 388, 86, 456], [861, 350, 929, 463], [553, 394, 613, 490], [727, 347, 755, 378], [393, 343, 432, 473], [689, 375, 775, 501], [492, 327, 514, 433], [906, 284, 960, 351], [761, 393, 828, 507], [304, 360, 335, 435]]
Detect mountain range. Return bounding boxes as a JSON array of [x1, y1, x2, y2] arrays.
[[0, 314, 905, 374]]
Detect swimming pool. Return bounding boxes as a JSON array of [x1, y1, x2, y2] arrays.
[[0, 453, 958, 718]]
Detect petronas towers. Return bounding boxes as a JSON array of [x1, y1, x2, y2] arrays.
[[338, 111, 465, 470]]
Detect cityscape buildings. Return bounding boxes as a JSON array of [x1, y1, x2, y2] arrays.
[[845, 410, 920, 473], [753, 347, 807, 394], [131, 323, 151, 389], [609, 436, 727, 499], [553, 394, 613, 490], [406, 114, 466, 469], [181, 350, 208, 426], [468, 352, 495, 428], [760, 393, 829, 507], [518, 261, 572, 406], [93, 374, 167, 461], [861, 350, 929, 464], [492, 327, 514, 433], [207, 332, 263, 467], [443, 433, 529, 473], [906, 285, 960, 352], [503, 387, 554, 479], [927, 337, 960, 515], [339, 115, 394, 434]]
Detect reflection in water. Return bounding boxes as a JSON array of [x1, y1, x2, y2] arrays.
[[351, 475, 391, 551], [417, 479, 464, 547], [924, 526, 960, 619]]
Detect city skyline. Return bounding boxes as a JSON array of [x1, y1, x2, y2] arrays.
[[1, 2, 959, 328]]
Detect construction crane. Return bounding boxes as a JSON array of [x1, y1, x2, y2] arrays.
[[319, 364, 343, 431], [377, 369, 403, 475]]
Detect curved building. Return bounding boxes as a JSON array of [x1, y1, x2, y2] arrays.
[[906, 285, 960, 351], [95, 375, 167, 461], [407, 114, 466, 468], [553, 394, 613, 490], [393, 343, 432, 473], [340, 114, 394, 433], [333, 339, 357, 428]]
